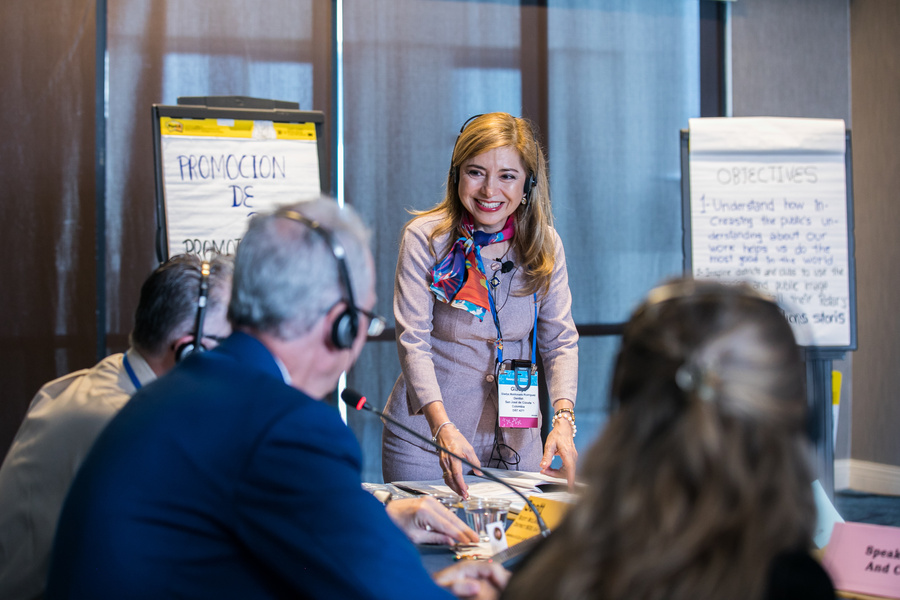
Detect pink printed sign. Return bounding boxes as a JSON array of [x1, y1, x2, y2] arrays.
[[499, 417, 539, 428], [822, 521, 900, 599]]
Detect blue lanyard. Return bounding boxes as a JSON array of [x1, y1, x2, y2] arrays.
[[487, 286, 538, 366], [122, 354, 142, 391]]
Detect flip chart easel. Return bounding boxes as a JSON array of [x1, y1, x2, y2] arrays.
[[680, 117, 857, 498], [152, 96, 326, 262]]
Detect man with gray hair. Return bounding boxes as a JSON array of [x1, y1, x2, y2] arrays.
[[0, 254, 233, 600], [47, 198, 507, 600]]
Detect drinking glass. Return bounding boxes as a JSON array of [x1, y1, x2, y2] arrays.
[[463, 498, 511, 542]]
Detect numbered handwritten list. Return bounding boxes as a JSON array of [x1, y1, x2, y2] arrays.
[[689, 117, 851, 347]]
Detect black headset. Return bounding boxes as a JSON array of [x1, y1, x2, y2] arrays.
[[175, 260, 211, 362], [450, 113, 538, 203], [278, 209, 360, 350]]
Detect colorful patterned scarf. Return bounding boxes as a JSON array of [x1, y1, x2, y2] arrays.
[[430, 214, 515, 320]]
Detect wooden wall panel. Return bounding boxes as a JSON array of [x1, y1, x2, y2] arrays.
[[0, 1, 98, 454]]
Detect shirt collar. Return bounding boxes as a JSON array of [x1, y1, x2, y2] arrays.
[[273, 355, 292, 385], [123, 348, 158, 391]]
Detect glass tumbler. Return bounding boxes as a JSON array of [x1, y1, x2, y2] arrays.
[[463, 498, 511, 542]]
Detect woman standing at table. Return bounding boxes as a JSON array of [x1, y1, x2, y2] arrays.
[[382, 113, 579, 498]]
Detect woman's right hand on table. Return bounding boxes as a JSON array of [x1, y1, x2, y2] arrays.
[[437, 424, 481, 499]]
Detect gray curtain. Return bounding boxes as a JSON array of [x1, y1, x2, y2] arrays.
[[547, 1, 699, 444], [104, 0, 331, 344], [1, 0, 700, 477], [343, 0, 699, 482]]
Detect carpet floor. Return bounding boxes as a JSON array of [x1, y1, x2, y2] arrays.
[[833, 489, 900, 527]]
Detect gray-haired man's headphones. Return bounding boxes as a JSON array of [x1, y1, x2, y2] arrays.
[[277, 210, 360, 350]]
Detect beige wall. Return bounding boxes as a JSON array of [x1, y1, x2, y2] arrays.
[[731, 0, 851, 123], [731, 0, 900, 483], [848, 0, 900, 471]]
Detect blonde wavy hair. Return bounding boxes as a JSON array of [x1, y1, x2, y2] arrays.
[[503, 279, 817, 600], [412, 112, 556, 296]]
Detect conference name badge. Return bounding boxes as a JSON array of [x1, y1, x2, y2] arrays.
[[497, 360, 539, 428]]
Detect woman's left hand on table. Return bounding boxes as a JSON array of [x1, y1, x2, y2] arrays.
[[539, 416, 578, 490]]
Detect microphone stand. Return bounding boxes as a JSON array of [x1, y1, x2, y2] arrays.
[[342, 389, 551, 538]]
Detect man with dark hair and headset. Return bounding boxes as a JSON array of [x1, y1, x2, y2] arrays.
[[46, 197, 507, 600], [0, 254, 233, 600]]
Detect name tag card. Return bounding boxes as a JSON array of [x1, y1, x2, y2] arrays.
[[497, 367, 539, 428], [822, 522, 900, 599]]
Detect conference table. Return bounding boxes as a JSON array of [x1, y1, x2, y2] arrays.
[[365, 470, 574, 573], [365, 474, 895, 600]]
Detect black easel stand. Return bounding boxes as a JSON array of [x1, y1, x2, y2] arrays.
[[806, 348, 844, 500], [177, 96, 300, 110]]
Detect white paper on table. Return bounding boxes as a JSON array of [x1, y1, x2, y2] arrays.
[[391, 471, 579, 513]]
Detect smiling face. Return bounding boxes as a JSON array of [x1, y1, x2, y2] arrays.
[[457, 145, 527, 233]]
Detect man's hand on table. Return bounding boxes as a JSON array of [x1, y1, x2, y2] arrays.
[[434, 560, 510, 600], [386, 496, 479, 545]]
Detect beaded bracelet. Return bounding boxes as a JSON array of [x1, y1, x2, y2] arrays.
[[551, 410, 577, 438], [554, 407, 575, 423], [432, 421, 455, 444]]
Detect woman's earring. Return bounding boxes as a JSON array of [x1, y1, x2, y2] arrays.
[[521, 194, 528, 207]]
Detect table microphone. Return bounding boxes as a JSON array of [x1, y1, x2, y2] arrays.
[[341, 388, 551, 538]]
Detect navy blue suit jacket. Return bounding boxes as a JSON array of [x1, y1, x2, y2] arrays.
[[47, 332, 452, 599]]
